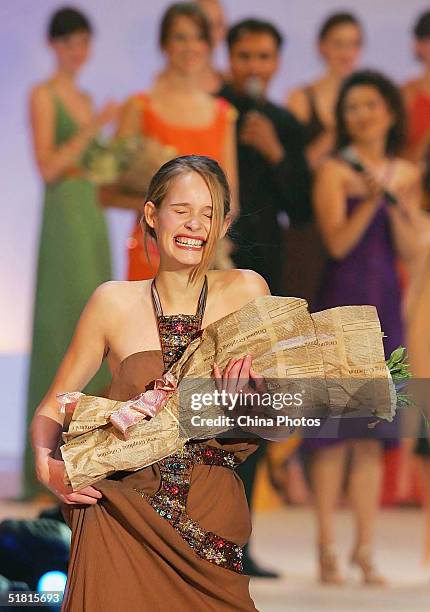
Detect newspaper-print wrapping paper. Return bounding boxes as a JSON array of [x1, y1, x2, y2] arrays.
[[60, 296, 395, 490]]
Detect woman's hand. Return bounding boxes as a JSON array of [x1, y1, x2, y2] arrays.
[[93, 100, 118, 130], [239, 112, 284, 164], [30, 87, 118, 183], [97, 184, 144, 211], [362, 170, 385, 205], [388, 199, 430, 268], [213, 355, 266, 400], [213, 356, 289, 441], [38, 456, 103, 506]]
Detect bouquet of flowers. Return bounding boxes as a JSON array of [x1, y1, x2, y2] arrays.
[[82, 135, 177, 195], [57, 297, 414, 491]]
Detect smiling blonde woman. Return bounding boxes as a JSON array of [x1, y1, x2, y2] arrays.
[[30, 155, 269, 611]]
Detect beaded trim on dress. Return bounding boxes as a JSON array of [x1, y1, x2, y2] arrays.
[[150, 276, 208, 371], [133, 444, 244, 572], [135, 276, 244, 573]]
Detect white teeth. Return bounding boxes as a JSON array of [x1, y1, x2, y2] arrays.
[[175, 237, 204, 247]]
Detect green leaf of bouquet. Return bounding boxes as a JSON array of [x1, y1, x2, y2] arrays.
[[390, 346, 406, 364]]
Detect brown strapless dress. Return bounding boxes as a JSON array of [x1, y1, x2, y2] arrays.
[[60, 350, 259, 611]]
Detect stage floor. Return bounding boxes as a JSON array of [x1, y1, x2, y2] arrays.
[[1, 501, 429, 611], [249, 506, 430, 611]]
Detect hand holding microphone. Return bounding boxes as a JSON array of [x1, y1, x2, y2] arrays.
[[239, 76, 284, 164]]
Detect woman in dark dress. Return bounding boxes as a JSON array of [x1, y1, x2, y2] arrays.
[[29, 155, 270, 611], [303, 71, 421, 585], [279, 13, 364, 512], [287, 12, 363, 170], [284, 13, 363, 311]]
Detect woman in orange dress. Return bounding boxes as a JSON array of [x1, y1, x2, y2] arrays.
[[117, 2, 238, 280]]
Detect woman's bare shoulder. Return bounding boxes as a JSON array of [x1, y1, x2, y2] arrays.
[[29, 81, 52, 104], [394, 156, 422, 183], [208, 269, 270, 306], [402, 78, 420, 96], [88, 280, 151, 315], [316, 155, 350, 179]]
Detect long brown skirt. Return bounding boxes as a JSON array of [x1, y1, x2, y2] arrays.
[[60, 457, 258, 611]]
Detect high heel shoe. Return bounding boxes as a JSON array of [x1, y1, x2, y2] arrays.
[[319, 545, 345, 585], [350, 546, 387, 586]]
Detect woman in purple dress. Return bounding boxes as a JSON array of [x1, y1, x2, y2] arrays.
[[304, 71, 421, 585]]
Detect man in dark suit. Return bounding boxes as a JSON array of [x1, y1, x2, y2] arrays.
[[219, 18, 311, 577], [219, 18, 311, 294]]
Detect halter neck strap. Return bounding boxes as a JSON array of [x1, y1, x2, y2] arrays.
[[151, 276, 208, 320]]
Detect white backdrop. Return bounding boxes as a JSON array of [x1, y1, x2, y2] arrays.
[[1, 0, 429, 468]]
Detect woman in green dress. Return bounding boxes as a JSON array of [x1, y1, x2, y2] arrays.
[[23, 8, 116, 499]]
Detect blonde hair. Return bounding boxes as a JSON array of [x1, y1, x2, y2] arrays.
[[142, 155, 231, 283]]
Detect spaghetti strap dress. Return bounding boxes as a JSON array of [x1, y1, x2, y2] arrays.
[[23, 88, 112, 499], [301, 193, 403, 452], [283, 85, 327, 310], [60, 278, 259, 611]]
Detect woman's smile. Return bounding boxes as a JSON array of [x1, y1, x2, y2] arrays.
[[174, 234, 206, 250]]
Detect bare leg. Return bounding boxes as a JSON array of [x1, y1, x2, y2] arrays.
[[310, 443, 347, 546], [418, 458, 430, 564], [284, 454, 310, 505], [348, 439, 386, 585], [348, 439, 383, 549], [310, 443, 347, 583]]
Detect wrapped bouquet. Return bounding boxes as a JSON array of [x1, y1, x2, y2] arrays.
[[58, 297, 411, 490], [82, 134, 177, 195]]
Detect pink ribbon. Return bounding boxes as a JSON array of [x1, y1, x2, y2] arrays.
[[109, 371, 177, 436], [57, 392, 85, 415]]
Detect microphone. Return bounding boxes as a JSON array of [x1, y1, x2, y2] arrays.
[[339, 146, 398, 206], [243, 76, 265, 110]]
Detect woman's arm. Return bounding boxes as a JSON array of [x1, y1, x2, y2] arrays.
[[387, 164, 428, 265], [286, 87, 334, 170], [29, 85, 116, 183], [30, 283, 115, 503], [401, 82, 418, 162], [116, 96, 140, 138], [99, 97, 144, 211], [314, 159, 381, 260], [285, 88, 310, 124], [305, 130, 335, 171], [98, 186, 145, 211]]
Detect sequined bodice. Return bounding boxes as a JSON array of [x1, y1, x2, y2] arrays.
[[134, 275, 247, 574], [151, 276, 208, 371]]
